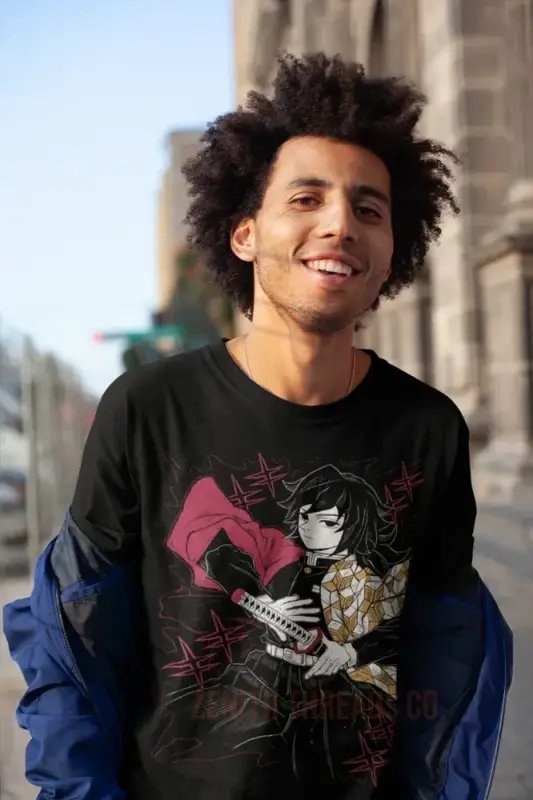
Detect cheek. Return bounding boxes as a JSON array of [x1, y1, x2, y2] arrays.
[[259, 213, 310, 251], [370, 230, 394, 276]]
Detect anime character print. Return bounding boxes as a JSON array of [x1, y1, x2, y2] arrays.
[[154, 460, 413, 790]]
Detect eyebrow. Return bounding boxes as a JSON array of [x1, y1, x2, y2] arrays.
[[286, 177, 390, 205]]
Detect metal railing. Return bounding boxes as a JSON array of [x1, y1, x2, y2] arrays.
[[0, 319, 97, 578]]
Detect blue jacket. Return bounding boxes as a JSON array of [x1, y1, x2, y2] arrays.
[[2, 513, 513, 800]]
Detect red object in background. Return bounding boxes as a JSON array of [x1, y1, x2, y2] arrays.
[[84, 409, 96, 432], [92, 332, 104, 343]]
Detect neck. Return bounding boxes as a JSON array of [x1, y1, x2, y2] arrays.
[[229, 317, 370, 406]]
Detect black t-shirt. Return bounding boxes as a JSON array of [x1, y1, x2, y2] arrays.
[[70, 341, 476, 800]]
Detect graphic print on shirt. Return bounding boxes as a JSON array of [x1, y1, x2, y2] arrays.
[[153, 456, 423, 789]]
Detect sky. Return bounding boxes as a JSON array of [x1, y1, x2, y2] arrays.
[[0, 0, 234, 396]]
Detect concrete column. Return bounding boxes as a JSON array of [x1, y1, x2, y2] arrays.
[[473, 0, 533, 504], [378, 1, 434, 382], [499, 0, 533, 242], [392, 281, 433, 384], [322, 0, 354, 58], [288, 0, 354, 57], [360, 283, 432, 384], [503, 0, 533, 182], [356, 1, 433, 382], [249, 0, 290, 90], [416, 0, 493, 433], [474, 233, 533, 505], [452, 0, 512, 252], [497, 0, 533, 255]]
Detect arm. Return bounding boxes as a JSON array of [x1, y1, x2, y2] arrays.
[[202, 538, 267, 596], [305, 558, 408, 681], [2, 373, 143, 800], [409, 409, 477, 595], [390, 410, 485, 796], [347, 616, 401, 668]]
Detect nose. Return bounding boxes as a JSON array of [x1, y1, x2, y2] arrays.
[[317, 197, 359, 243]]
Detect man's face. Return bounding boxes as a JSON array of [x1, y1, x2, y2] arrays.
[[232, 136, 393, 335]]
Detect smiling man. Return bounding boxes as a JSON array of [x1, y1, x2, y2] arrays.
[[3, 53, 512, 800]]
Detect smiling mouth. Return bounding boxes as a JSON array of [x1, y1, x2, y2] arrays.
[[303, 258, 360, 277]]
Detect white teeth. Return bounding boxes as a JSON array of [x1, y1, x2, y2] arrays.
[[306, 259, 353, 276]]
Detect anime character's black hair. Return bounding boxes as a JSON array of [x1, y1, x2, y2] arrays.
[[279, 464, 408, 574], [182, 51, 459, 319]]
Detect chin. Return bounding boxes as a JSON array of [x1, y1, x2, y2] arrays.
[[296, 314, 356, 336]]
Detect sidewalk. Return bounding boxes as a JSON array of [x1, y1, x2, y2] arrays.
[[0, 680, 33, 800], [474, 510, 533, 800], [0, 578, 34, 800]]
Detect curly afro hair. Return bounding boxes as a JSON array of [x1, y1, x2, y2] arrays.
[[182, 52, 459, 319]]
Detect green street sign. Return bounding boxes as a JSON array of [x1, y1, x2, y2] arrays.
[[93, 325, 183, 344]]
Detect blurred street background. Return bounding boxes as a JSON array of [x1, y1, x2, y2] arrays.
[[1, 1, 532, 797]]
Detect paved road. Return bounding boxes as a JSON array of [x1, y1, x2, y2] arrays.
[[474, 509, 533, 800], [0, 512, 532, 800], [0, 578, 34, 800]]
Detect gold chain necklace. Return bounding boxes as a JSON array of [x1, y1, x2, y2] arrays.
[[243, 336, 356, 398]]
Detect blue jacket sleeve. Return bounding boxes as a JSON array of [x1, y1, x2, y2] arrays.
[[2, 530, 128, 800], [386, 411, 513, 798], [388, 573, 512, 799]]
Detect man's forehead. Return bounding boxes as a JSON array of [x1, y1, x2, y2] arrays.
[[271, 136, 390, 192]]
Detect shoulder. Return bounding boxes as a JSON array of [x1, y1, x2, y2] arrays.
[[369, 352, 468, 437], [85, 346, 219, 454], [95, 345, 215, 419], [368, 354, 473, 487]]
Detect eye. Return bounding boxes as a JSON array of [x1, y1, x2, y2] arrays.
[[356, 205, 381, 219], [291, 195, 320, 208], [321, 520, 339, 529], [300, 511, 309, 522]]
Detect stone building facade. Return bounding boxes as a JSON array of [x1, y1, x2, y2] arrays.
[[156, 129, 203, 311], [232, 0, 533, 505]]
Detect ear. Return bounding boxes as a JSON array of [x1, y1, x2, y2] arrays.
[[230, 217, 256, 263]]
